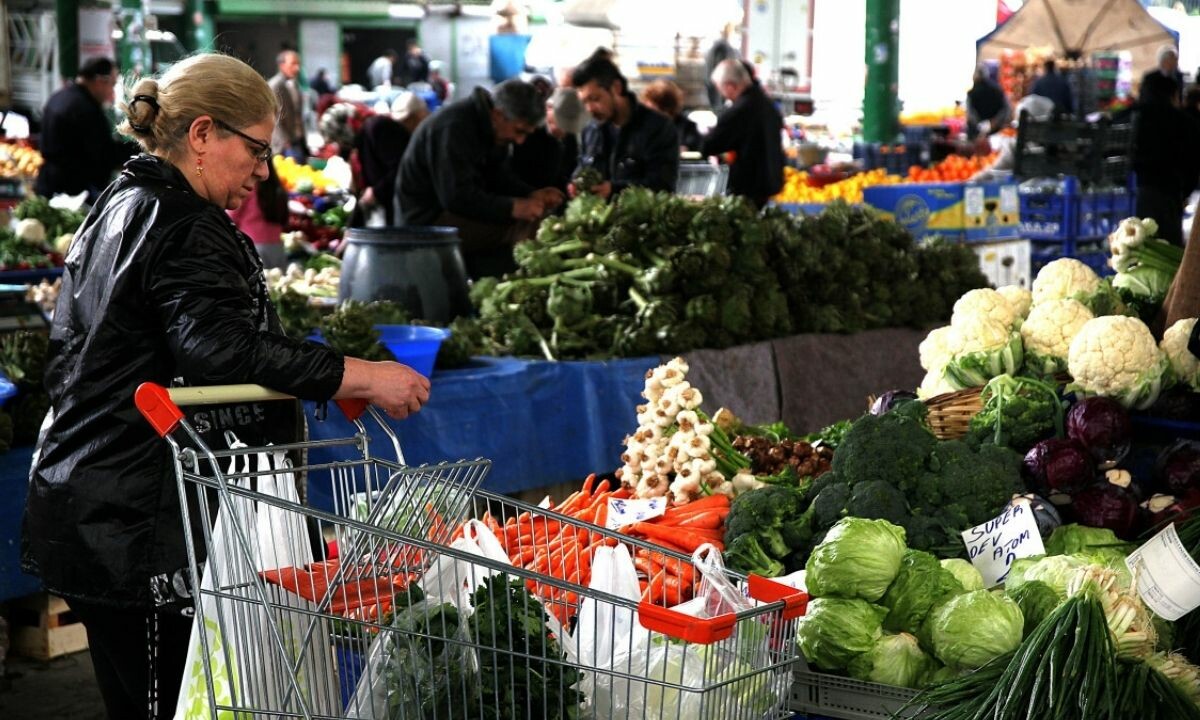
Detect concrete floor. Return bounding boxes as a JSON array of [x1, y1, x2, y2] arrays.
[[0, 651, 106, 720]]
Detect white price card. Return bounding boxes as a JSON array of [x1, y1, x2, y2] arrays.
[[961, 503, 1046, 588], [1126, 524, 1200, 621], [606, 497, 667, 530]]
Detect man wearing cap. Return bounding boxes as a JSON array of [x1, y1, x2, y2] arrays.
[[396, 80, 565, 278], [36, 57, 132, 201], [510, 83, 586, 194], [357, 92, 429, 226]]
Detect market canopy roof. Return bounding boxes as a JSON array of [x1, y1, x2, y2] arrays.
[[977, 0, 1177, 75]]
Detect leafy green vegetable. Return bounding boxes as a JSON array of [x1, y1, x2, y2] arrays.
[[847, 632, 938, 689], [965, 373, 1064, 452], [805, 517, 906, 602], [270, 287, 322, 339], [379, 599, 475, 719], [925, 590, 1024, 670], [796, 597, 888, 671], [1044, 524, 1134, 563], [318, 300, 409, 361], [881, 550, 967, 634], [803, 419, 852, 449], [1006, 579, 1059, 637], [940, 559, 984, 592], [1004, 554, 1085, 599], [723, 484, 809, 577]]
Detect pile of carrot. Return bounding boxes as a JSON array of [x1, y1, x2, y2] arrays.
[[463, 474, 733, 623]]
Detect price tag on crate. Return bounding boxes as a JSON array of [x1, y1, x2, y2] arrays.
[[1126, 524, 1200, 621], [961, 503, 1045, 588], [606, 497, 667, 530]]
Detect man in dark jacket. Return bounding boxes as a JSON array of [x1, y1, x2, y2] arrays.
[[700, 60, 784, 208], [1030, 59, 1073, 116], [1134, 72, 1200, 246], [396, 80, 564, 278], [571, 56, 679, 199], [358, 92, 428, 226], [966, 64, 1010, 140], [35, 57, 131, 200]]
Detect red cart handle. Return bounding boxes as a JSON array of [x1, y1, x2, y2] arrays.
[[135, 382, 368, 437], [636, 575, 809, 644]]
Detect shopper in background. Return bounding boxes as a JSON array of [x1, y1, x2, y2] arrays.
[[268, 49, 308, 161], [1030, 58, 1073, 116], [1133, 72, 1200, 247], [571, 56, 679, 198], [396, 80, 564, 278], [1143, 45, 1185, 104], [356, 91, 429, 227], [966, 64, 1010, 140], [401, 39, 431, 85], [511, 82, 585, 195], [22, 52, 430, 720], [228, 156, 289, 269], [310, 67, 336, 97], [428, 60, 451, 103], [640, 79, 702, 152], [704, 24, 740, 111], [35, 57, 132, 201], [367, 49, 399, 89], [700, 59, 784, 209]]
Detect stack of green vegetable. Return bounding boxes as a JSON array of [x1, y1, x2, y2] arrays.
[[465, 194, 987, 360], [0, 330, 50, 453], [371, 574, 583, 719], [724, 399, 1027, 576], [1108, 217, 1184, 322], [795, 516, 1021, 689]]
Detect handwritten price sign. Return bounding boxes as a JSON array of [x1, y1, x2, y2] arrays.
[[605, 497, 667, 530], [961, 503, 1045, 588]]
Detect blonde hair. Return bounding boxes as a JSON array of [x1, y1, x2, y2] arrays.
[[119, 53, 278, 157]]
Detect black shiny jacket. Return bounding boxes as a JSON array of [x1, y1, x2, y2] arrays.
[[22, 154, 344, 608]]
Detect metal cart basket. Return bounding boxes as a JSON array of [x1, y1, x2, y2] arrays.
[[135, 383, 807, 720], [676, 162, 731, 198]]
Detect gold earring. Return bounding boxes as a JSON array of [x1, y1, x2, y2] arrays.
[[195, 154, 204, 176]]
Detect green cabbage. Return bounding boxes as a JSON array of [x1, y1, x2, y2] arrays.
[[940, 559, 985, 592], [1045, 524, 1133, 569], [881, 550, 966, 634], [805, 517, 907, 601], [1006, 580, 1060, 637], [1003, 554, 1085, 599], [921, 664, 961, 687], [796, 597, 887, 671], [926, 590, 1024, 669], [847, 632, 937, 689]]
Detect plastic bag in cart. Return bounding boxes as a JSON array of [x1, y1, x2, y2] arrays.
[[586, 544, 783, 719], [418, 519, 512, 614], [174, 439, 340, 720]]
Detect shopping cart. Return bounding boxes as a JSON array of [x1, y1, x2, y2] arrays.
[[677, 161, 731, 198], [136, 382, 807, 720]]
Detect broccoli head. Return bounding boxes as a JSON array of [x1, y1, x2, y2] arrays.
[[831, 409, 937, 491], [846, 480, 910, 526], [809, 481, 850, 529], [723, 485, 806, 577], [965, 374, 1063, 453]]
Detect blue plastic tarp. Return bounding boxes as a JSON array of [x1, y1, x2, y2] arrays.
[[304, 355, 656, 511]]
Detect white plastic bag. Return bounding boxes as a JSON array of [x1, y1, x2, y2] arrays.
[[575, 544, 644, 719], [418, 519, 512, 613]]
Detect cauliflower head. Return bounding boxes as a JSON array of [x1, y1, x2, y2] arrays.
[[944, 317, 1024, 389], [952, 288, 1018, 330], [1032, 258, 1124, 316], [15, 218, 46, 246], [997, 285, 1033, 320], [917, 368, 957, 400], [1068, 315, 1172, 410], [1161, 318, 1200, 391], [919, 325, 964, 372], [1020, 299, 1094, 375]]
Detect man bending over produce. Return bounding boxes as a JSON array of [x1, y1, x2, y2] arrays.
[[396, 79, 565, 279]]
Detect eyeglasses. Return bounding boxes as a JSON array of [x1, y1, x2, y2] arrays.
[[214, 119, 272, 164]]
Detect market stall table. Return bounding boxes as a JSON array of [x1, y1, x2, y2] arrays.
[[0, 445, 39, 601]]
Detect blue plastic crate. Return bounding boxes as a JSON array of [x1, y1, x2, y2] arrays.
[[1030, 247, 1111, 277], [1019, 177, 1135, 242]]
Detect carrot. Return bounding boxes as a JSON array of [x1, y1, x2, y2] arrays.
[[667, 512, 726, 530], [666, 494, 730, 514], [634, 554, 664, 579], [611, 486, 632, 500], [581, 474, 596, 496], [661, 574, 687, 606], [629, 522, 724, 554], [512, 547, 536, 567]]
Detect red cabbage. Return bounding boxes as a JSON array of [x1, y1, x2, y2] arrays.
[[1070, 472, 1140, 539], [871, 390, 920, 416], [1155, 440, 1200, 497], [1065, 397, 1131, 470], [1023, 438, 1097, 501]]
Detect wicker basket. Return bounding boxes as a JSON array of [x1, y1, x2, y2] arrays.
[[925, 386, 985, 440]]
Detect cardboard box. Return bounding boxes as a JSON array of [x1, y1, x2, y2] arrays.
[[973, 239, 1032, 289], [864, 182, 1020, 243]]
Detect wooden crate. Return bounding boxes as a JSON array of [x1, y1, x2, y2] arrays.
[[9, 593, 88, 660]]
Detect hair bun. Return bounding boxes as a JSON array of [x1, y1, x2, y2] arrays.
[[125, 80, 161, 134]]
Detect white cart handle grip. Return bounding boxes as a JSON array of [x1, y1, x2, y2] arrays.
[[135, 382, 368, 437]]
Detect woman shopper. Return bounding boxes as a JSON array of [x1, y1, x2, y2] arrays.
[[20, 53, 430, 720], [227, 154, 289, 268]]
